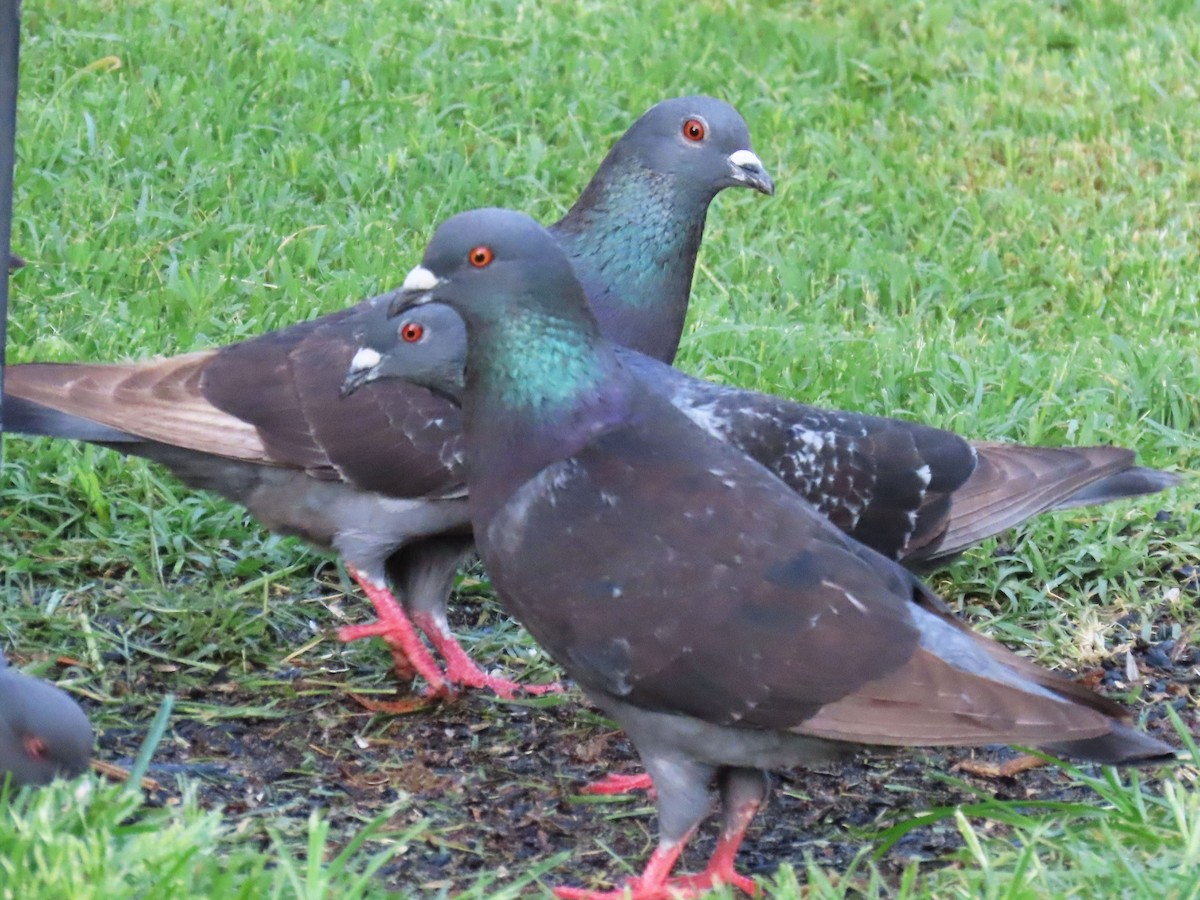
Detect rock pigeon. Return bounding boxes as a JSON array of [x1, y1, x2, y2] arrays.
[[385, 207, 1175, 898], [345, 301, 1179, 568], [0, 648, 93, 789], [4, 96, 773, 699], [347, 301, 1179, 794]]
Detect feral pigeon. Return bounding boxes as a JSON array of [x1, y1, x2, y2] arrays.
[[386, 207, 1174, 898], [4, 96, 773, 698], [0, 648, 93, 788], [346, 301, 1179, 567]]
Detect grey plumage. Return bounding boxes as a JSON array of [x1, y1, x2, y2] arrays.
[[0, 648, 93, 789], [348, 301, 1179, 567], [384, 207, 1174, 897]]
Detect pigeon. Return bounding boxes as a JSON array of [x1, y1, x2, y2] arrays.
[[347, 285, 1180, 796], [0, 648, 93, 789], [345, 301, 1180, 568], [3, 96, 774, 699], [385, 207, 1175, 898]]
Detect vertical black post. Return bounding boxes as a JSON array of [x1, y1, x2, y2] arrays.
[[0, 0, 20, 466]]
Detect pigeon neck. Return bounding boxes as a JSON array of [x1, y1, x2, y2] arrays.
[[553, 158, 709, 364], [461, 313, 633, 525]]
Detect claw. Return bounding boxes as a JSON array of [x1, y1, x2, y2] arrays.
[[554, 866, 757, 899], [552, 838, 688, 900], [558, 779, 761, 898], [412, 611, 562, 699], [339, 564, 451, 694]]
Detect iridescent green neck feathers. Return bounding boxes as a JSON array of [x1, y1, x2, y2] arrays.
[[467, 310, 613, 415]]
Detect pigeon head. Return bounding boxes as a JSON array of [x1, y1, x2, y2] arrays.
[[0, 650, 93, 788], [606, 95, 774, 198], [342, 299, 468, 400], [550, 96, 773, 363], [389, 207, 632, 522], [388, 207, 630, 422], [389, 207, 596, 334]]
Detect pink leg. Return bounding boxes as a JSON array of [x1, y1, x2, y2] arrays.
[[564, 769, 762, 898], [580, 771, 655, 796], [553, 834, 690, 900], [668, 794, 761, 896], [412, 610, 563, 699], [336, 563, 452, 697]]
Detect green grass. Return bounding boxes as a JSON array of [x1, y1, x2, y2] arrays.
[[794, 717, 1200, 898], [0, 777, 423, 900], [2, 0, 1199, 896]]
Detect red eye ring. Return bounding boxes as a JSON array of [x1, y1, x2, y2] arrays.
[[23, 735, 48, 761], [682, 118, 706, 142], [469, 245, 494, 268], [400, 321, 424, 343]]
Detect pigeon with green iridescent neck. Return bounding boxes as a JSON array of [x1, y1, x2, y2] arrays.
[[346, 297, 1178, 791], [4, 96, 772, 700], [386, 207, 1173, 899], [348, 302, 1178, 569], [0, 648, 93, 789], [348, 281, 1178, 797]]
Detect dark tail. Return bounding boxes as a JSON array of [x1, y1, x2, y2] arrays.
[[918, 443, 1178, 562], [1043, 722, 1176, 766], [2, 393, 138, 442], [1053, 466, 1183, 510]]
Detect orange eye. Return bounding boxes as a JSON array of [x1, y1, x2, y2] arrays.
[[400, 321, 424, 343], [469, 245, 494, 268], [23, 736, 48, 761], [682, 118, 706, 142]]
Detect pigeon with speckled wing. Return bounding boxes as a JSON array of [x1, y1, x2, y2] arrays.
[[347, 276, 1180, 791], [0, 648, 93, 789], [386, 208, 1174, 898], [347, 301, 1178, 569], [4, 97, 773, 700]]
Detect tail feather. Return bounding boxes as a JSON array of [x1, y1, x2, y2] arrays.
[[904, 578, 1175, 766], [1042, 721, 1176, 766], [3, 393, 139, 443], [1053, 466, 1183, 510], [918, 442, 1176, 562], [4, 359, 270, 462]]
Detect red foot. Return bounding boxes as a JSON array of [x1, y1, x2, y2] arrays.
[[580, 772, 655, 796], [667, 792, 761, 896], [337, 564, 452, 697], [668, 869, 758, 896], [553, 838, 687, 900], [555, 870, 756, 900], [413, 611, 563, 699], [554, 880, 674, 900], [555, 797, 760, 898]]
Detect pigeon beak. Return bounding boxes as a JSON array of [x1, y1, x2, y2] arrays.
[[727, 149, 775, 196], [340, 346, 384, 398], [387, 265, 441, 317]]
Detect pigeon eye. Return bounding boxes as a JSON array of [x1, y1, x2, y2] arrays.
[[682, 118, 706, 142], [23, 736, 48, 761], [469, 246, 494, 268], [400, 322, 424, 343]]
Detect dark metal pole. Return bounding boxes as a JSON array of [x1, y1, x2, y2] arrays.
[[0, 1, 19, 466]]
